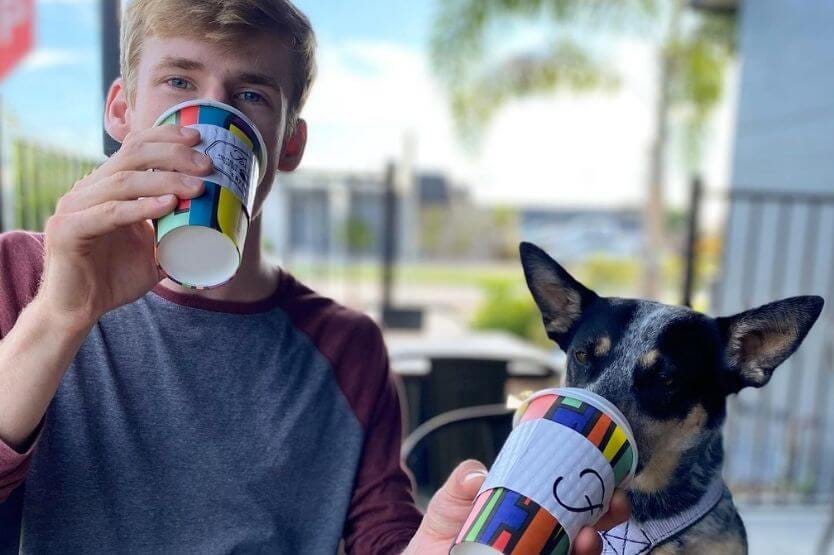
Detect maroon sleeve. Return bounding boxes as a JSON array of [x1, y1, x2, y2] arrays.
[[0, 230, 45, 337], [0, 423, 45, 502], [276, 273, 423, 554], [338, 318, 422, 554], [0, 230, 48, 502]]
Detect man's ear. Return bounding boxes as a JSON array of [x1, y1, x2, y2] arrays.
[[717, 296, 824, 393], [519, 242, 598, 349], [104, 77, 131, 143], [277, 118, 307, 172]]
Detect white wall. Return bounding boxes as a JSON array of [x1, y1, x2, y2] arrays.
[[731, 0, 834, 191], [717, 0, 834, 502]]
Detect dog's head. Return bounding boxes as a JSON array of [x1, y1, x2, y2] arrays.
[[520, 242, 824, 493]]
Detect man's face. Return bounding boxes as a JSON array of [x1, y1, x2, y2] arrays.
[[114, 33, 305, 219]]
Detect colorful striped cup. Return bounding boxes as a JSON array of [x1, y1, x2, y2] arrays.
[[451, 387, 638, 555], [152, 99, 267, 290]]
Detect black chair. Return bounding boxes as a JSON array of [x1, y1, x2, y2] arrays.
[[389, 333, 563, 435], [400, 358, 511, 436], [401, 404, 514, 508]]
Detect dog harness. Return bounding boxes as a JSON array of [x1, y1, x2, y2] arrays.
[[599, 476, 726, 554]]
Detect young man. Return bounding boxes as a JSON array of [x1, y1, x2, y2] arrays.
[[0, 1, 627, 552]]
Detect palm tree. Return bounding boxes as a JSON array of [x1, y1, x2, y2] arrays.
[[431, 0, 735, 298]]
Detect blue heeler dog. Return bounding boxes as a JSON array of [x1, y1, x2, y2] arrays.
[[519, 242, 825, 554]]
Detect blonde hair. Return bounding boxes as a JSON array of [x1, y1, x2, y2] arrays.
[[120, 0, 317, 133]]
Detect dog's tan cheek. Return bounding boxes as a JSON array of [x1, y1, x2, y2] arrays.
[[631, 405, 708, 493], [656, 537, 746, 555], [697, 538, 747, 555]]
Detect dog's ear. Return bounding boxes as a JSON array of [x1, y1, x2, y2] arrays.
[[519, 242, 598, 349], [717, 296, 824, 392]]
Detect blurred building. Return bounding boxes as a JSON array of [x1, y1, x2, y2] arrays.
[[519, 208, 643, 263], [261, 169, 473, 263], [701, 0, 834, 502], [262, 169, 650, 265]]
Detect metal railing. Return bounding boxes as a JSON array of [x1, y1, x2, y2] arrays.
[[685, 178, 834, 505], [6, 139, 99, 232]]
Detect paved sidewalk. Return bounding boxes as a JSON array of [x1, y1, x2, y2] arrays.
[[741, 504, 832, 554]]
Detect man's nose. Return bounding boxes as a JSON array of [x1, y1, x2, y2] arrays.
[[201, 84, 232, 105]]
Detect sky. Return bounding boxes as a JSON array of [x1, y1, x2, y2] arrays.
[[0, 0, 736, 209]]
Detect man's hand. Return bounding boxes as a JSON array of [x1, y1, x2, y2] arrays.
[[403, 460, 630, 555], [37, 125, 213, 330], [0, 126, 215, 454]]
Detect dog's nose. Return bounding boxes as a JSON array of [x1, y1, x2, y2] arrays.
[[587, 378, 632, 417]]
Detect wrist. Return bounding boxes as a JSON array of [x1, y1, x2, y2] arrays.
[[27, 295, 97, 336]]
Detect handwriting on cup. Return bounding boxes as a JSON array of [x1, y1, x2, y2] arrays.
[[552, 468, 606, 515], [205, 140, 250, 194]]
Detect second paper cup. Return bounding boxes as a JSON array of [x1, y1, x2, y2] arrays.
[[451, 387, 638, 555], [152, 99, 267, 290]]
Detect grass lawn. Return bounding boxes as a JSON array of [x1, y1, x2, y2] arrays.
[[289, 261, 523, 288]]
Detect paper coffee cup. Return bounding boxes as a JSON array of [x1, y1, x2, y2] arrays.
[[152, 99, 267, 290], [451, 387, 638, 555]]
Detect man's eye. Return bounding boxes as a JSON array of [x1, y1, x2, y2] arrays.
[[167, 78, 192, 90], [574, 351, 589, 365], [237, 91, 266, 104]]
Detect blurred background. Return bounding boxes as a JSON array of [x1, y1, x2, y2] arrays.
[[1, 0, 833, 552]]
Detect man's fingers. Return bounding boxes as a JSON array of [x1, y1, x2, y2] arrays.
[[111, 141, 213, 176], [61, 171, 205, 213], [79, 125, 211, 187], [594, 489, 630, 531], [58, 195, 179, 240], [448, 459, 488, 502], [574, 526, 603, 555], [133, 123, 201, 144], [571, 490, 631, 554], [420, 460, 487, 540]]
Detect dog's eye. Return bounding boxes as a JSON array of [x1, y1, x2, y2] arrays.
[[574, 350, 589, 364], [660, 373, 675, 387]]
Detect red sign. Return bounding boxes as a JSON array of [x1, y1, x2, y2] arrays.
[[0, 0, 34, 81]]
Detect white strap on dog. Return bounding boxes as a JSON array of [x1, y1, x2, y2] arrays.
[[599, 476, 726, 554]]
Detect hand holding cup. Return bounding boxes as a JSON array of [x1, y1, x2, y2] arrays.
[[451, 388, 638, 555], [37, 125, 212, 329]]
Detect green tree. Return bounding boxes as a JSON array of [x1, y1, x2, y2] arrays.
[[419, 206, 447, 257], [431, 0, 736, 298], [490, 206, 520, 260], [342, 216, 374, 256], [472, 279, 549, 346]]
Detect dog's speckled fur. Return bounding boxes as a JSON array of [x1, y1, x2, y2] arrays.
[[520, 242, 824, 554]]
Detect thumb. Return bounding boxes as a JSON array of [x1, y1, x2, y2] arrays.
[[420, 460, 488, 541]]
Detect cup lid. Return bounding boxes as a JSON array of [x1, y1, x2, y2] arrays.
[[516, 386, 639, 483], [153, 99, 268, 184]]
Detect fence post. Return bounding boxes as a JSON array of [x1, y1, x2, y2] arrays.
[[381, 161, 397, 326], [681, 175, 703, 308], [13, 141, 23, 230], [101, 0, 122, 157]]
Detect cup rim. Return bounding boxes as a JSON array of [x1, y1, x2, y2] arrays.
[[156, 223, 243, 290], [153, 98, 268, 184], [518, 386, 639, 483]]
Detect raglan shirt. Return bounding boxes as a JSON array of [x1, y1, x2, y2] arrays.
[[0, 230, 423, 554]]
